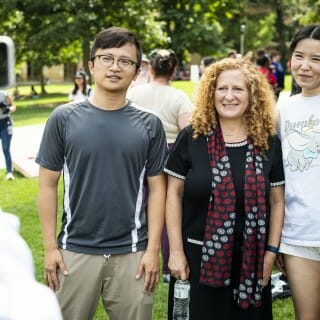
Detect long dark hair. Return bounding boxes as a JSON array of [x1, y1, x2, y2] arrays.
[[72, 71, 88, 96]]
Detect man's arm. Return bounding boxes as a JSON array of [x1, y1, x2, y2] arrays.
[[38, 166, 67, 291], [136, 173, 166, 294]]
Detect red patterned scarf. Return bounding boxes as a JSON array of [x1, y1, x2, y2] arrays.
[[199, 125, 267, 309]]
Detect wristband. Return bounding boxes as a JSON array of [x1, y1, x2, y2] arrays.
[[266, 245, 279, 254]]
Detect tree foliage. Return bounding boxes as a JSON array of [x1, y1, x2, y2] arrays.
[[0, 0, 168, 88], [156, 0, 243, 64], [0, 0, 316, 88]]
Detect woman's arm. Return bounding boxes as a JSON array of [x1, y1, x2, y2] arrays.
[[166, 175, 190, 280], [262, 185, 285, 287]]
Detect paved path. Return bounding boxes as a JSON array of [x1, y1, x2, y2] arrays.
[[0, 124, 44, 178]]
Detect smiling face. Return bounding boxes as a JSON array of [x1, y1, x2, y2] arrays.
[[214, 69, 249, 122], [291, 38, 320, 96], [75, 76, 84, 87], [88, 43, 139, 94]]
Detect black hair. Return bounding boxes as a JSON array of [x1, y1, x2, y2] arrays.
[[90, 27, 142, 68], [290, 24, 320, 52], [227, 50, 237, 58], [201, 56, 215, 68], [72, 71, 88, 96], [149, 49, 178, 79], [256, 55, 270, 67]]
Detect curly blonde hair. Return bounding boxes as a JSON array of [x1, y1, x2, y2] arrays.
[[190, 58, 277, 150]]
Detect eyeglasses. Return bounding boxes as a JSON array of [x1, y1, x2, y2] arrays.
[[91, 54, 138, 70]]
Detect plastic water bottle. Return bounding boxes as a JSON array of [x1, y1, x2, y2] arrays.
[[172, 280, 190, 320]]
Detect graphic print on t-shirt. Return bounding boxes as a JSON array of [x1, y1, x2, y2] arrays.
[[284, 114, 320, 172]]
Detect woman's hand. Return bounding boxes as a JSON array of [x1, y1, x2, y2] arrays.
[[262, 251, 277, 288], [168, 250, 190, 281]]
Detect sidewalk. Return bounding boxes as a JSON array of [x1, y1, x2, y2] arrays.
[[0, 124, 45, 178]]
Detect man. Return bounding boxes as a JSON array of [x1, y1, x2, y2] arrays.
[[269, 50, 285, 99], [36, 27, 167, 320], [199, 56, 215, 76]]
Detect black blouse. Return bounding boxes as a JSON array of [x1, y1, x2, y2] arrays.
[[164, 125, 284, 244]]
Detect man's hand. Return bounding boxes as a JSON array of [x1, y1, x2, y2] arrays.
[[44, 248, 68, 291], [135, 250, 160, 295]]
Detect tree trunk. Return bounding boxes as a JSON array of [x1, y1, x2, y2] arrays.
[[40, 71, 47, 94], [273, 0, 288, 71], [82, 37, 91, 84]]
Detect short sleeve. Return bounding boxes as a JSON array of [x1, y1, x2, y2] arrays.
[[164, 127, 191, 180], [177, 91, 194, 115], [146, 116, 168, 176], [269, 135, 285, 187], [35, 107, 66, 171]]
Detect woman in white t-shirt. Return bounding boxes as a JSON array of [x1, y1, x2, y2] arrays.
[[277, 24, 320, 320], [69, 70, 92, 101], [127, 49, 193, 283]]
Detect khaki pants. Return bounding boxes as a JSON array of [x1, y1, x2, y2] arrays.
[[56, 250, 153, 320]]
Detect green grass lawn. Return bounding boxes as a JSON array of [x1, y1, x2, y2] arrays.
[[1, 79, 295, 319]]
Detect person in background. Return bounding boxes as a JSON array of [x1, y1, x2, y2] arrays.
[[36, 27, 167, 320], [269, 51, 285, 99], [277, 24, 320, 320], [199, 56, 215, 77], [0, 91, 16, 180], [165, 58, 284, 320], [127, 48, 193, 284], [68, 70, 92, 101], [256, 55, 277, 92], [131, 54, 151, 87], [30, 85, 39, 99], [227, 49, 238, 59]]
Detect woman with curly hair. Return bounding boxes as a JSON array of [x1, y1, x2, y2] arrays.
[[165, 58, 285, 320]]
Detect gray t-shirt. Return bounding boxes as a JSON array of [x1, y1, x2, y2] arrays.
[[36, 99, 168, 255]]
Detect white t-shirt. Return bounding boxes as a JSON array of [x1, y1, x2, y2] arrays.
[[69, 86, 92, 101], [0, 214, 62, 319], [278, 93, 320, 246], [127, 83, 194, 143]]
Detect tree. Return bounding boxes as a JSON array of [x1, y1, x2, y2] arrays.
[[156, 0, 243, 64], [298, 0, 320, 24], [0, 0, 312, 88], [0, 0, 168, 92]]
